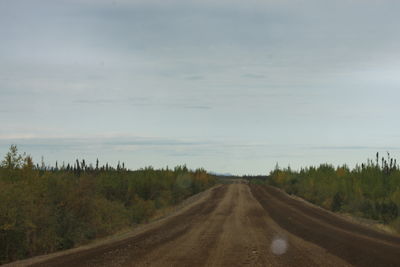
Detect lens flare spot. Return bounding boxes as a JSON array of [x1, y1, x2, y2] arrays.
[[271, 238, 288, 255]]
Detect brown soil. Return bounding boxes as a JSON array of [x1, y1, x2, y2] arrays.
[[6, 184, 400, 267], [251, 185, 400, 267]]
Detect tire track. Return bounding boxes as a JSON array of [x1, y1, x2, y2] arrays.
[[251, 185, 400, 267], [13, 184, 400, 267], [31, 186, 228, 267]]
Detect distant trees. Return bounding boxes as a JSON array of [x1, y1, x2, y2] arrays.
[[0, 145, 216, 264], [268, 153, 400, 233]]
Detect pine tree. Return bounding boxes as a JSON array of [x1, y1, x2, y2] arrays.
[[76, 159, 81, 175]]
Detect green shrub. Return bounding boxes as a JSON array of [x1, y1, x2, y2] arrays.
[[268, 155, 400, 233], [0, 146, 216, 264]]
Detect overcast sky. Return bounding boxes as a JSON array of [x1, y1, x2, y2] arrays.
[[1, 0, 400, 174]]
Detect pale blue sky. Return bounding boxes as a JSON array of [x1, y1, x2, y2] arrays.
[[1, 0, 400, 174]]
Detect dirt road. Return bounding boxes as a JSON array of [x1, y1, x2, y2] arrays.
[[16, 184, 400, 267]]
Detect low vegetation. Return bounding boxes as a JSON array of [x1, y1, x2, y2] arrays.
[[0, 145, 216, 264], [268, 153, 400, 233]]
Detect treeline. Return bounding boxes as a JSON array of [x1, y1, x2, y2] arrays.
[[0, 145, 216, 264], [243, 175, 269, 184], [268, 153, 400, 233]]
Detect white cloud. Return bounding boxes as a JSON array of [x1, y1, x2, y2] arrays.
[[1, 0, 400, 173]]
